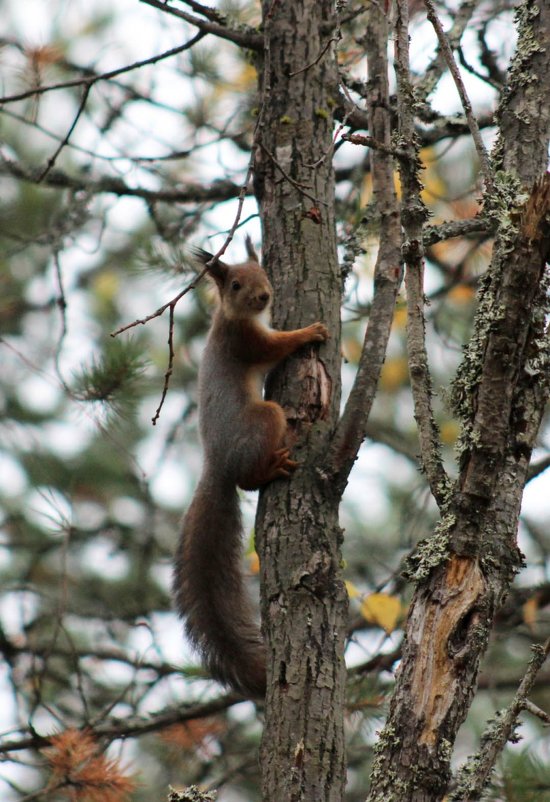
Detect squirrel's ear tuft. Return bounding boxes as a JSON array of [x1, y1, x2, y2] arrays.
[[245, 235, 259, 263], [191, 247, 228, 286], [192, 247, 215, 265]]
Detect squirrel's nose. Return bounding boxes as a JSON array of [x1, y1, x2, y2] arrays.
[[259, 292, 270, 303]]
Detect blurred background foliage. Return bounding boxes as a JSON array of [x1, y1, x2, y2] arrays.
[[0, 0, 549, 800]]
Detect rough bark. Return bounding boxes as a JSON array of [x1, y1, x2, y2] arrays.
[[493, 0, 550, 183], [253, 2, 347, 801], [326, 4, 403, 490], [366, 1, 550, 799]]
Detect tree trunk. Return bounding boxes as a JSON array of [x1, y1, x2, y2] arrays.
[[253, 1, 347, 800], [366, 1, 550, 799]]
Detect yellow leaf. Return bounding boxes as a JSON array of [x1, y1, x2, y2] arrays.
[[247, 551, 260, 575], [522, 597, 539, 632], [345, 580, 360, 599], [360, 173, 373, 207], [93, 271, 119, 303], [440, 420, 460, 446], [392, 306, 407, 331], [448, 285, 475, 304], [380, 356, 409, 392], [360, 592, 402, 634]]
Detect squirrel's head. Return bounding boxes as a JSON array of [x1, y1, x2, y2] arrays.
[[193, 238, 273, 321]]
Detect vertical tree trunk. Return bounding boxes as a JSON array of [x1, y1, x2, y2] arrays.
[[253, 2, 347, 800], [366, 2, 550, 799]]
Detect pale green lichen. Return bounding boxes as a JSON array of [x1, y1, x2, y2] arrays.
[[279, 115, 295, 125], [368, 726, 403, 796], [168, 786, 217, 802], [522, 268, 550, 385], [483, 171, 529, 229], [491, 0, 545, 172], [506, 0, 543, 92], [404, 512, 456, 582], [450, 271, 496, 424], [314, 107, 329, 119], [450, 170, 529, 457]]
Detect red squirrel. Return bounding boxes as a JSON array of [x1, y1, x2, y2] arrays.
[[173, 240, 329, 697]]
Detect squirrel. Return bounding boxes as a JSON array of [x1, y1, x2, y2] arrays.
[[173, 239, 329, 697]]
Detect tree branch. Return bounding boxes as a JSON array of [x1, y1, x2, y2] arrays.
[[36, 85, 91, 182], [139, 0, 262, 51], [423, 0, 494, 191], [451, 638, 550, 801], [423, 216, 492, 246], [395, 0, 451, 507], [0, 35, 205, 105], [0, 158, 246, 203], [0, 693, 242, 754], [417, 0, 480, 102], [328, 4, 402, 488]]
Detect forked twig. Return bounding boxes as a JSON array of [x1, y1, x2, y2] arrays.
[[112, 150, 257, 424]]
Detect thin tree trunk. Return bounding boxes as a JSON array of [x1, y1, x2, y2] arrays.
[[254, 1, 347, 800]]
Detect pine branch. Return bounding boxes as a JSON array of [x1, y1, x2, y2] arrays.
[[0, 157, 247, 203], [0, 35, 204, 105], [0, 694, 242, 755], [423, 0, 494, 191]]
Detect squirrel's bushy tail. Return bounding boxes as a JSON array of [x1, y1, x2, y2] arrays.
[[174, 473, 266, 697]]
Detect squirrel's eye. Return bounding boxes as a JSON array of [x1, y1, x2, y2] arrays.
[[231, 280, 241, 291]]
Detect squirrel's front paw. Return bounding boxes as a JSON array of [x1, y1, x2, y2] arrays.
[[307, 322, 330, 342]]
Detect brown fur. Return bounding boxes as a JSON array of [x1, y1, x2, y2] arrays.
[[173, 248, 329, 696]]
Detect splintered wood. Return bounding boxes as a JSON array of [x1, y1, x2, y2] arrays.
[[409, 555, 486, 746]]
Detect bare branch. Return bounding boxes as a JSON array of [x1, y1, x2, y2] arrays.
[[395, 0, 451, 507], [341, 131, 407, 160], [177, 0, 229, 23], [417, 0, 479, 102], [423, 0, 494, 191], [527, 454, 550, 482], [423, 216, 492, 246], [451, 638, 550, 801], [139, 0, 262, 50], [0, 158, 247, 203], [523, 698, 550, 725], [0, 35, 205, 105], [111, 268, 207, 337], [327, 3, 402, 487], [36, 85, 91, 182], [151, 303, 177, 425]]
